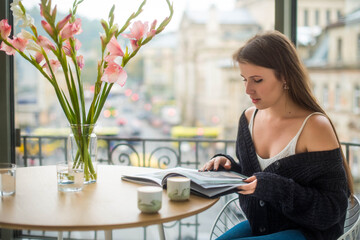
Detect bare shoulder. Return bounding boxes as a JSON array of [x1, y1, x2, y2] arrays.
[[301, 113, 340, 152], [244, 107, 256, 123]]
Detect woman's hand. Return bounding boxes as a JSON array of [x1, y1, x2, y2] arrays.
[[237, 176, 257, 195], [199, 156, 232, 172]]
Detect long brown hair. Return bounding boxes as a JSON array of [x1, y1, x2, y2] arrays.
[[233, 30, 354, 196]]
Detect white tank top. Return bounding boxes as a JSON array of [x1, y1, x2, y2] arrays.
[[248, 110, 323, 170]]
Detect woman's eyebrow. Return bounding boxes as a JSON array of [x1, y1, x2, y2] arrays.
[[241, 74, 263, 79]]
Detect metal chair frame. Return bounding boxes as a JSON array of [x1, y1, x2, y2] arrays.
[[210, 195, 360, 240]]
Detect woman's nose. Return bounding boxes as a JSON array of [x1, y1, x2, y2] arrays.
[[245, 82, 254, 95]]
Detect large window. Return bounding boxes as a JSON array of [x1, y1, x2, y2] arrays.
[[8, 0, 278, 165]]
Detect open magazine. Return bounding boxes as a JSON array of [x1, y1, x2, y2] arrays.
[[121, 167, 248, 198]]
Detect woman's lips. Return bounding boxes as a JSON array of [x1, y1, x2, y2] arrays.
[[251, 98, 260, 104]]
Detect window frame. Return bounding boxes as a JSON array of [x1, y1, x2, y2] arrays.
[[0, 0, 15, 164]]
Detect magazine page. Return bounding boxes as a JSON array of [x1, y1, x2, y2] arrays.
[[121, 170, 168, 186], [162, 167, 247, 188], [121, 167, 187, 186]]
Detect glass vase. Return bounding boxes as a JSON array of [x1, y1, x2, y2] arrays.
[[67, 124, 97, 184]]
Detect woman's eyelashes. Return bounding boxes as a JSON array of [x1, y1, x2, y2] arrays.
[[242, 78, 263, 83], [254, 78, 263, 83]]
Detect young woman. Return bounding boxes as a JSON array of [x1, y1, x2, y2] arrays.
[[200, 31, 353, 240]]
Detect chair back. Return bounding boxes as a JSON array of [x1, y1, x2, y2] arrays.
[[209, 197, 246, 240], [338, 195, 360, 240], [210, 195, 360, 240]]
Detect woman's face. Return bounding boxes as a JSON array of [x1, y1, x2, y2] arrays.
[[239, 62, 285, 110]]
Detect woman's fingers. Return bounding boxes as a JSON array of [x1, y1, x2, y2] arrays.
[[237, 176, 257, 195], [213, 158, 230, 170], [199, 157, 232, 172], [213, 157, 232, 171], [213, 159, 221, 170], [200, 160, 214, 172], [243, 176, 256, 183]]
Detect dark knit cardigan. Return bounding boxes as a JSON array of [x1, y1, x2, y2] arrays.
[[218, 111, 349, 240]]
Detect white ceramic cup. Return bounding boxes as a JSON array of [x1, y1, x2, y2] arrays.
[[0, 163, 16, 196], [167, 176, 191, 201], [137, 186, 163, 213]]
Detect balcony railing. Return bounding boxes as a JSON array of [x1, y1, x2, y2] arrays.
[[19, 135, 238, 168], [16, 135, 360, 240]]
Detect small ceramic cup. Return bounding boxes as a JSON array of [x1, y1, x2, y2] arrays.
[[167, 176, 191, 201], [137, 186, 163, 213]]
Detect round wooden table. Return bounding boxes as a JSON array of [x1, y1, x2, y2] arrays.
[[0, 165, 219, 239]]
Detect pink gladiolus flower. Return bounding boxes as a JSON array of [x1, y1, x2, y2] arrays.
[[41, 20, 53, 36], [57, 14, 71, 31], [122, 21, 148, 41], [76, 55, 84, 69], [35, 52, 44, 64], [0, 19, 11, 40], [43, 59, 61, 76], [37, 35, 55, 51], [101, 61, 127, 86], [105, 36, 124, 62], [63, 38, 81, 56], [12, 36, 28, 52], [73, 38, 81, 50], [60, 18, 82, 39], [0, 40, 16, 55], [108, 36, 124, 56], [130, 39, 139, 51], [62, 44, 71, 56]]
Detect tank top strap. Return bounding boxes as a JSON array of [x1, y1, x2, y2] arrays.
[[248, 109, 258, 136], [292, 112, 324, 141]]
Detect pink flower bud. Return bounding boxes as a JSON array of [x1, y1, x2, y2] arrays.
[[148, 20, 157, 38], [0, 19, 12, 40], [39, 4, 44, 17], [37, 35, 55, 51], [130, 39, 139, 51], [35, 52, 44, 64], [76, 55, 84, 69], [41, 20, 54, 36], [57, 14, 71, 31]]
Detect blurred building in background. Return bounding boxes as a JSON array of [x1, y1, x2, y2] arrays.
[[175, 5, 260, 138]]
